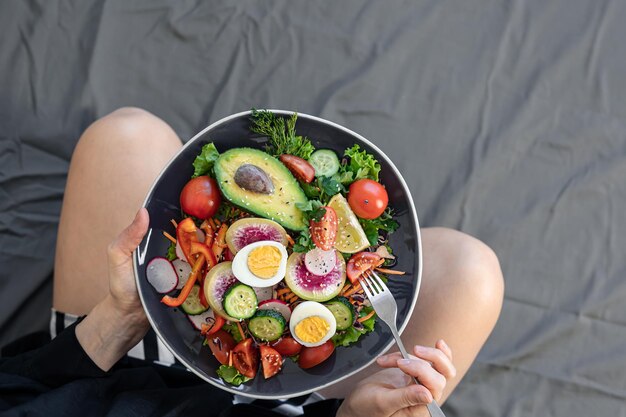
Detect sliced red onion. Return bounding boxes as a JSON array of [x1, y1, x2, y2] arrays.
[[146, 257, 178, 293]]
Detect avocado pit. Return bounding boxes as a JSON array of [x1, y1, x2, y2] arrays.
[[234, 164, 274, 194]]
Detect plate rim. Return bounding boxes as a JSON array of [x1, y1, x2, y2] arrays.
[[133, 109, 423, 399]]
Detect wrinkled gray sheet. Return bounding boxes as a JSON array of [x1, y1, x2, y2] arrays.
[[2, 1, 626, 415]]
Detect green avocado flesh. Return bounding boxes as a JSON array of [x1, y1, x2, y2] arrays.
[[214, 148, 308, 231]]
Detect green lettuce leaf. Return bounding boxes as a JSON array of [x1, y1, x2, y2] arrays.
[[339, 144, 381, 183], [192, 143, 220, 178], [222, 322, 244, 343], [358, 208, 400, 246], [216, 365, 252, 386]]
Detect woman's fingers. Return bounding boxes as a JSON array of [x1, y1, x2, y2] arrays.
[[413, 344, 456, 379], [107, 208, 149, 267], [436, 339, 453, 361], [381, 383, 433, 409], [395, 358, 446, 401]]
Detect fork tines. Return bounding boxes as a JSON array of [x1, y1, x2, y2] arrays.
[[359, 270, 386, 296]]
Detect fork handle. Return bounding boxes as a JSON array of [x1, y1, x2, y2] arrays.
[[390, 328, 447, 417]]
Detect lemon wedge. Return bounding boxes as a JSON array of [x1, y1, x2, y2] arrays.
[[328, 194, 370, 253]]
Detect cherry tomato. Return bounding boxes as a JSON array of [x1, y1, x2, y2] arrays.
[[271, 337, 303, 357], [347, 179, 388, 219], [260, 345, 283, 379], [346, 252, 382, 284], [310, 206, 338, 251], [279, 154, 315, 183], [298, 340, 335, 369], [206, 329, 236, 365], [180, 176, 221, 219], [232, 338, 259, 378]]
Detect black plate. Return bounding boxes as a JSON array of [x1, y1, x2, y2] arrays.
[[133, 110, 422, 399]]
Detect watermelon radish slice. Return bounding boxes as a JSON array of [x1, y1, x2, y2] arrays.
[[203, 261, 239, 321], [304, 248, 337, 276], [284, 251, 346, 302], [146, 257, 178, 293], [225, 218, 288, 254], [172, 259, 192, 290], [258, 299, 292, 322], [253, 286, 274, 303], [187, 308, 216, 331]]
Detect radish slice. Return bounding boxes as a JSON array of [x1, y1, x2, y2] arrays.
[[187, 309, 216, 331], [258, 299, 292, 322], [146, 257, 178, 293], [172, 259, 192, 290], [253, 286, 274, 303], [175, 241, 186, 262], [304, 248, 337, 276]]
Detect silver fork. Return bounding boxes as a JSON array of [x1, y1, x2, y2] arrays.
[[360, 270, 446, 417]]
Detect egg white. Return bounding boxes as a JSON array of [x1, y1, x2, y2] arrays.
[[231, 240, 288, 288], [289, 301, 337, 347]]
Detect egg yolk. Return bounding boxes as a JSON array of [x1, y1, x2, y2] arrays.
[[247, 245, 282, 279], [294, 316, 330, 344]]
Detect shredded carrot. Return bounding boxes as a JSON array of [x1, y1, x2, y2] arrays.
[[375, 267, 406, 275], [214, 218, 221, 227], [343, 283, 362, 297], [286, 293, 299, 303], [208, 218, 217, 230], [228, 350, 233, 367], [162, 231, 176, 244], [277, 288, 292, 297], [170, 219, 178, 228], [236, 321, 246, 341], [357, 309, 376, 323], [341, 284, 351, 294], [212, 224, 229, 259], [286, 234, 295, 246], [375, 259, 385, 267]]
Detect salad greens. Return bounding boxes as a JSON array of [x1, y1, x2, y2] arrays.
[[251, 109, 315, 160], [332, 306, 377, 347], [294, 200, 326, 253], [192, 143, 220, 178], [166, 242, 177, 261], [339, 144, 382, 183], [216, 365, 252, 386], [222, 322, 244, 343], [359, 208, 400, 246]]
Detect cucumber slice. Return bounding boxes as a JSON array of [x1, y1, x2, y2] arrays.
[[309, 149, 340, 177], [325, 297, 354, 330], [248, 309, 286, 341], [223, 283, 258, 319], [182, 285, 209, 315]]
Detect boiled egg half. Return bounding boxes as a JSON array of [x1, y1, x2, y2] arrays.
[[289, 301, 337, 347], [232, 240, 288, 288]]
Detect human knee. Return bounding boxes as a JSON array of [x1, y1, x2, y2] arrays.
[[80, 107, 181, 152], [434, 228, 504, 310]]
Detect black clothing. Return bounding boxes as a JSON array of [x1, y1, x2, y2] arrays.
[[0, 323, 342, 417]]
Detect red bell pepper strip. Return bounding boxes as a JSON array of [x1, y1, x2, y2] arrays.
[[190, 241, 218, 268], [201, 315, 226, 336], [161, 255, 204, 307], [176, 217, 200, 264]]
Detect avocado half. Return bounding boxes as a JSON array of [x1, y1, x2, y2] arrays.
[[214, 147, 308, 231]]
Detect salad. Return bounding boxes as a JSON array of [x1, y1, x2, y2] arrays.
[[145, 110, 405, 385]]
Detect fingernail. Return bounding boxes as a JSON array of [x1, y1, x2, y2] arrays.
[[398, 359, 412, 366], [414, 345, 425, 352]]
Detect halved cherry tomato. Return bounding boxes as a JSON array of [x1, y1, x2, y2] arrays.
[[279, 154, 315, 183], [347, 179, 388, 219], [180, 176, 221, 219], [271, 337, 303, 357], [206, 329, 236, 365], [346, 252, 382, 284], [310, 206, 338, 251], [201, 314, 225, 336], [298, 340, 335, 369], [232, 339, 259, 379], [260, 345, 283, 379]]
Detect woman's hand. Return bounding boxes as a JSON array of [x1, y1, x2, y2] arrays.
[[76, 208, 151, 371], [337, 340, 455, 417]]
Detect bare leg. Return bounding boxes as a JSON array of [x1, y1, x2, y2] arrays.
[[53, 107, 182, 315], [320, 227, 504, 402]]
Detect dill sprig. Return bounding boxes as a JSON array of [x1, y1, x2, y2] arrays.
[[250, 109, 315, 159]]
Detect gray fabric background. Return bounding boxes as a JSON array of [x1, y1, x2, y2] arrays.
[[2, 1, 626, 415]]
